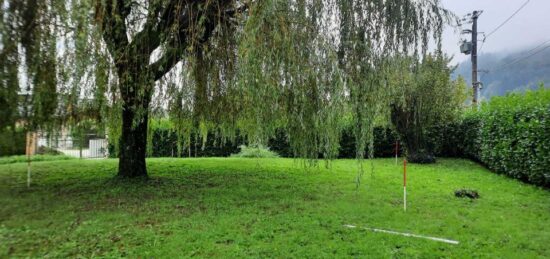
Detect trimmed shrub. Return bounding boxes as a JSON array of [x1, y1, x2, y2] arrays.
[[457, 114, 482, 161], [462, 88, 550, 187]]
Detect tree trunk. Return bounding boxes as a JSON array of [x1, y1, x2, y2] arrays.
[[391, 104, 436, 164], [117, 104, 149, 178]]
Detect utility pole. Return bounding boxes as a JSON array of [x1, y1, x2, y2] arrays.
[[460, 10, 483, 106], [471, 11, 481, 106]]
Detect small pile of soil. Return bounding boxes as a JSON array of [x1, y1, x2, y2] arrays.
[[454, 189, 480, 199], [407, 152, 436, 164]]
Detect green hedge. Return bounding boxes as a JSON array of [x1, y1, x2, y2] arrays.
[[109, 128, 242, 158], [150, 129, 242, 157], [0, 129, 26, 156], [115, 125, 403, 159], [463, 88, 550, 187], [417, 87, 550, 187], [131, 125, 444, 159], [268, 127, 401, 158], [337, 127, 400, 158]]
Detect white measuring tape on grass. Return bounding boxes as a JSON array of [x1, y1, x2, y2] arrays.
[[344, 224, 459, 245]]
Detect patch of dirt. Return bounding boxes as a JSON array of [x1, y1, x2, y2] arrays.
[[454, 189, 480, 199]]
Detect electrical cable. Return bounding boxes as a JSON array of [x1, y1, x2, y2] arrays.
[[485, 0, 530, 38], [478, 0, 530, 54], [496, 43, 550, 70]]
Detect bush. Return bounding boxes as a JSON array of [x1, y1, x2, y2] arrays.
[[231, 145, 280, 158], [35, 146, 62, 155], [460, 87, 550, 187]]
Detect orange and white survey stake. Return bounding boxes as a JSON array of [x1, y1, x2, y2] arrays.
[[403, 159, 407, 212]]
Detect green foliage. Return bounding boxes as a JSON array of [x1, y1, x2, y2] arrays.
[[35, 146, 62, 155], [4, 0, 62, 131], [231, 145, 279, 158], [473, 87, 550, 186], [423, 86, 550, 187], [1, 158, 549, 257], [150, 131, 240, 159], [109, 120, 241, 158], [457, 114, 483, 160], [389, 55, 469, 163], [132, 122, 456, 160], [454, 87, 550, 187], [136, 122, 399, 159], [1, 0, 453, 175], [266, 126, 401, 159], [0, 129, 26, 156], [0, 1, 21, 131]]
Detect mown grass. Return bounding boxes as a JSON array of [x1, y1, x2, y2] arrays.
[[0, 154, 74, 165], [0, 158, 549, 257]]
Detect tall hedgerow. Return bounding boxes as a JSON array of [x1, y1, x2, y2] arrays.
[[469, 86, 550, 186]]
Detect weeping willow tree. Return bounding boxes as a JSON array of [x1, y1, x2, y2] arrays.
[[1, 0, 453, 178], [0, 1, 57, 131], [0, 4, 19, 133]]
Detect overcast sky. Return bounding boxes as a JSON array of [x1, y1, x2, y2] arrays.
[[440, 0, 550, 64]]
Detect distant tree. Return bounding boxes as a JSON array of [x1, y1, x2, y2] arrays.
[[1, 0, 452, 178], [390, 54, 468, 163]]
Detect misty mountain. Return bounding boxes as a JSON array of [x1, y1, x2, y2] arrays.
[[453, 46, 550, 99]]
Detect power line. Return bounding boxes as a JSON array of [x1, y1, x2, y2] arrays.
[[492, 41, 550, 71], [479, 37, 486, 53], [479, 0, 530, 54], [504, 45, 550, 66], [485, 0, 530, 38], [496, 39, 550, 63]]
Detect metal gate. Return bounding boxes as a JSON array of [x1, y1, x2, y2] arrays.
[[37, 134, 109, 158]]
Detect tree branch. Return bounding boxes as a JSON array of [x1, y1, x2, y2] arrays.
[[148, 0, 247, 81], [130, 0, 189, 55], [94, 0, 131, 65]]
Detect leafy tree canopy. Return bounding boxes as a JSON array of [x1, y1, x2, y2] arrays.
[[0, 0, 453, 177], [390, 54, 469, 162]]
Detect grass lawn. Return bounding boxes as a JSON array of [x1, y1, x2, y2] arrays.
[[0, 154, 74, 165], [0, 158, 549, 257]]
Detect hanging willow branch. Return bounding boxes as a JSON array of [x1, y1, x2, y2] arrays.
[[1, 0, 454, 174]]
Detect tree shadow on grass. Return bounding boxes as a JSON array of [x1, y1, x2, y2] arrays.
[[2, 166, 322, 221]]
